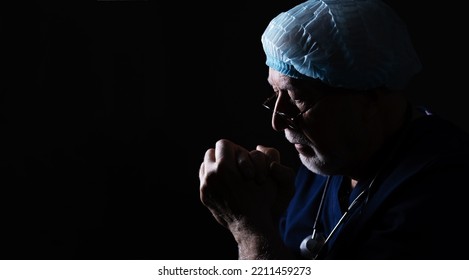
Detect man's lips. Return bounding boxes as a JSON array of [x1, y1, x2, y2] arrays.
[[294, 143, 314, 155]]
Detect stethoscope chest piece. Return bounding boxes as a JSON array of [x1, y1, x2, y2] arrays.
[[300, 232, 325, 259]]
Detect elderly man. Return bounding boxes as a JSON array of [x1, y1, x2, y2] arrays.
[[199, 0, 469, 259]]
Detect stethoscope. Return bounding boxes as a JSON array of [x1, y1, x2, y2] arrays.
[[299, 172, 379, 259]]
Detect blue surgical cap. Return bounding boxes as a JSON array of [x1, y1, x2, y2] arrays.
[[261, 0, 422, 90]]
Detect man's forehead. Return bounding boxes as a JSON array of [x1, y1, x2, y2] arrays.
[[267, 68, 294, 88], [268, 68, 331, 92]]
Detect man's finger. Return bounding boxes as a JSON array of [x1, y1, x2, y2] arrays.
[[256, 145, 281, 163]]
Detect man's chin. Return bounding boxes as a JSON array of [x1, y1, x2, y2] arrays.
[[299, 154, 331, 176]]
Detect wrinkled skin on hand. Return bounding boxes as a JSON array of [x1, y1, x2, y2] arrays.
[[199, 139, 295, 259]]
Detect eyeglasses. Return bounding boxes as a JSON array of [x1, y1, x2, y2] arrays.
[[262, 94, 322, 130]]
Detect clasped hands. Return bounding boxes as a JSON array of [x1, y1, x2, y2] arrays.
[[199, 139, 295, 258]]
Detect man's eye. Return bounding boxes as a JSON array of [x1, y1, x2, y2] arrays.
[[293, 99, 308, 108]]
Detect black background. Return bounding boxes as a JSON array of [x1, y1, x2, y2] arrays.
[[1, 1, 467, 259]]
